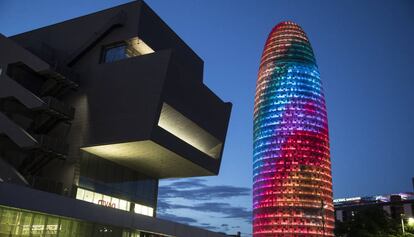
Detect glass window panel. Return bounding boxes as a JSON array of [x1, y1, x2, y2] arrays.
[[93, 192, 102, 205], [0, 208, 19, 236], [126, 202, 131, 212], [70, 221, 81, 237], [133, 203, 154, 217], [18, 211, 33, 237], [103, 195, 111, 204], [119, 200, 127, 211], [112, 197, 119, 209], [59, 219, 73, 237], [76, 188, 85, 200], [148, 207, 154, 217], [31, 214, 46, 237], [144, 206, 149, 216], [44, 216, 59, 237], [134, 204, 142, 214], [142, 207, 146, 216], [96, 193, 116, 208], [77, 221, 93, 237], [103, 44, 127, 63], [76, 187, 134, 212], [83, 190, 94, 203]]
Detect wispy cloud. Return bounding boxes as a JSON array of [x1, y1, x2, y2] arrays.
[[157, 178, 252, 234], [157, 213, 198, 225], [193, 202, 251, 222], [158, 199, 251, 223], [159, 178, 250, 200]]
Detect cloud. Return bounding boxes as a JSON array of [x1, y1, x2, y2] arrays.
[[162, 178, 207, 189], [160, 201, 252, 223], [158, 199, 252, 223], [159, 199, 251, 223], [157, 178, 252, 234], [197, 223, 220, 231], [159, 178, 250, 200], [157, 199, 189, 212], [157, 213, 198, 225], [193, 202, 251, 222], [158, 212, 223, 232]]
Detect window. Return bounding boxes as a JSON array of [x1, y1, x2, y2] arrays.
[[102, 43, 128, 63], [75, 188, 137, 213], [101, 37, 154, 63], [83, 190, 94, 203], [0, 206, 161, 237], [31, 214, 46, 237], [134, 203, 154, 217], [44, 216, 59, 237]]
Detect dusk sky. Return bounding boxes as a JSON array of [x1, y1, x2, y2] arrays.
[[1, 0, 413, 235]]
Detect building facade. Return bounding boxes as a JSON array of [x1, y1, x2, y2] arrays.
[[253, 21, 334, 236], [0, 1, 231, 236], [334, 192, 414, 223]]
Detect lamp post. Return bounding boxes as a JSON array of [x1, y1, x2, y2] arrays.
[[401, 214, 406, 236]]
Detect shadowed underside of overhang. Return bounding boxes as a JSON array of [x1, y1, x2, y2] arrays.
[[81, 140, 213, 178], [157, 103, 222, 159]]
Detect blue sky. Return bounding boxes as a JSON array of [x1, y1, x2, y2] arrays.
[[1, 0, 414, 236]]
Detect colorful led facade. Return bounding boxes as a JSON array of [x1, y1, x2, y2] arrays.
[[253, 21, 334, 236]]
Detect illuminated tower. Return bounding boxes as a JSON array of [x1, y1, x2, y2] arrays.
[[253, 21, 334, 236]]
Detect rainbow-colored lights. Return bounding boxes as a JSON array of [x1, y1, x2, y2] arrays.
[[253, 21, 334, 236]]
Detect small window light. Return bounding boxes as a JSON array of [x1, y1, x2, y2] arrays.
[[101, 37, 154, 63]]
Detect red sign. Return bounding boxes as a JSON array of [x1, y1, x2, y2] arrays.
[[98, 200, 116, 208]]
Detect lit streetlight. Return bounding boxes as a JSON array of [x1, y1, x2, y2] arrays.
[[401, 215, 414, 236], [408, 217, 414, 226]]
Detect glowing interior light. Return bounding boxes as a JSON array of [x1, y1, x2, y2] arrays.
[[75, 187, 154, 217], [253, 21, 334, 237], [134, 203, 154, 217], [128, 37, 154, 55]]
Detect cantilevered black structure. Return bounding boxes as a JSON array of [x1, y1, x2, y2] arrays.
[[0, 1, 231, 236]]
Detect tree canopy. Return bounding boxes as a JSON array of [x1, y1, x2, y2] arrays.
[[335, 206, 414, 237]]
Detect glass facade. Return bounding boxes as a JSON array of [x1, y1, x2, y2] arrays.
[[78, 152, 158, 208], [0, 205, 165, 237], [253, 21, 334, 236], [75, 187, 131, 212], [0, 205, 122, 237], [75, 188, 153, 217], [133, 204, 153, 217]]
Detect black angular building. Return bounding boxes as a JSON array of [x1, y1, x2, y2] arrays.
[[0, 1, 232, 236]]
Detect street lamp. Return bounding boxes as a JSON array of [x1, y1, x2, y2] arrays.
[[400, 214, 414, 235], [401, 214, 405, 236], [401, 216, 414, 236], [408, 217, 414, 227]]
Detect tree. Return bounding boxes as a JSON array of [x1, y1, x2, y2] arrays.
[[335, 206, 403, 237]]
